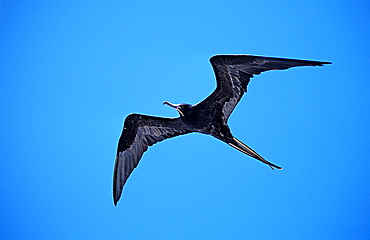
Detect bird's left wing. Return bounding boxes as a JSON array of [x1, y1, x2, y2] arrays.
[[196, 55, 331, 122], [113, 114, 192, 205]]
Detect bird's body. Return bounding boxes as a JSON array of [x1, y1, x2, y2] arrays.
[[113, 55, 331, 205]]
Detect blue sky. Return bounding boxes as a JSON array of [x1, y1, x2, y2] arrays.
[[1, 0, 369, 239]]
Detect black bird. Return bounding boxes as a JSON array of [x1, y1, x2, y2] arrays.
[[113, 55, 331, 205]]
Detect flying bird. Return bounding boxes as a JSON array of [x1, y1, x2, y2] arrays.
[[113, 55, 331, 205]]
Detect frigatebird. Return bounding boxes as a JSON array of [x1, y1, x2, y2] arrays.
[[113, 55, 331, 205]]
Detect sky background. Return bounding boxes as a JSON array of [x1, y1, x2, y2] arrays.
[[1, 0, 369, 239]]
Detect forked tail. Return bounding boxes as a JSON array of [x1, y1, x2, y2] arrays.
[[228, 137, 282, 170]]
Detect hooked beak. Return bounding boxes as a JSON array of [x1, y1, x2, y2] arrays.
[[163, 101, 184, 116]]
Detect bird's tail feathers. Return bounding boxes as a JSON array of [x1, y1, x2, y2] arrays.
[[229, 137, 282, 170]]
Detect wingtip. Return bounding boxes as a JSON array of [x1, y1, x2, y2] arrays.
[[113, 194, 121, 206], [113, 194, 117, 206], [316, 61, 332, 66], [210, 54, 332, 67]]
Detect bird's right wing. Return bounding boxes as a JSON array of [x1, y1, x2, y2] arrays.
[[113, 114, 192, 205]]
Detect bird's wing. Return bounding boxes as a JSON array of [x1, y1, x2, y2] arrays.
[[113, 114, 192, 205], [196, 55, 331, 122]]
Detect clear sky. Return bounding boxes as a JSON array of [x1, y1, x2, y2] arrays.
[[1, 0, 369, 239]]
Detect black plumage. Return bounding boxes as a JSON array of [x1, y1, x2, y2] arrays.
[[113, 55, 331, 205]]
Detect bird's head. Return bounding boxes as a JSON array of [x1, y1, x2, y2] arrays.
[[163, 101, 193, 117]]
